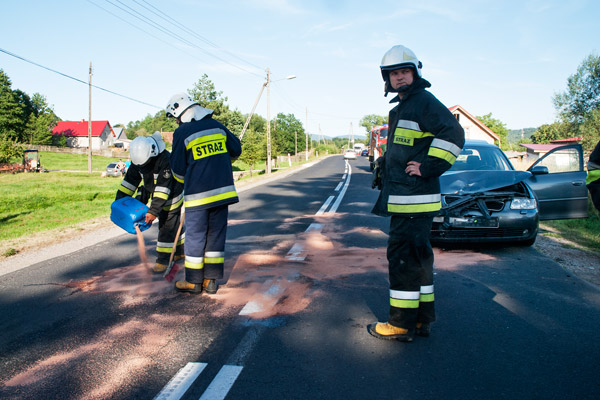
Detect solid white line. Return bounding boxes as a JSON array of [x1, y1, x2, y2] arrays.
[[199, 365, 244, 400], [316, 195, 335, 216], [328, 161, 351, 214], [154, 362, 207, 400]]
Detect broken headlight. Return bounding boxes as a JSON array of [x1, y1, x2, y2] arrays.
[[510, 197, 536, 210]]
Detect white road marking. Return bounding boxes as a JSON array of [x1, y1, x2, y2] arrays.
[[334, 181, 343, 191], [239, 279, 284, 315], [153, 362, 207, 400], [199, 365, 243, 400], [316, 195, 335, 215], [328, 161, 352, 214]]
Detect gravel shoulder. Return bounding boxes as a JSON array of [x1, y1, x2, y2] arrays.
[[534, 223, 600, 288]]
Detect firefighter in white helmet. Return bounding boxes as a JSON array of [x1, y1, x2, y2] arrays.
[[166, 93, 242, 295], [368, 45, 465, 341], [116, 132, 184, 271]]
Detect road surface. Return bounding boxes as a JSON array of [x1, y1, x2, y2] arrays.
[[1, 155, 599, 399]]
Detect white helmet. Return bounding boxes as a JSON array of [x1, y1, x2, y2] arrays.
[[380, 45, 423, 81], [165, 93, 198, 119], [130, 132, 166, 165]]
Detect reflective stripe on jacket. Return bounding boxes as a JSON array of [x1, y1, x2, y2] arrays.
[[116, 150, 183, 215], [170, 115, 242, 211], [372, 78, 465, 217]]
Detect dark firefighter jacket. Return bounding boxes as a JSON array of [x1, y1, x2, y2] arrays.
[[372, 77, 465, 218], [116, 150, 183, 216], [586, 140, 600, 211], [170, 114, 242, 211]]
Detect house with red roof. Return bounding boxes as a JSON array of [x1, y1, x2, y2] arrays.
[[52, 120, 116, 149], [449, 105, 500, 145], [520, 137, 583, 163]]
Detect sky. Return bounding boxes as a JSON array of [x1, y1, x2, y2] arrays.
[[1, 0, 599, 139]]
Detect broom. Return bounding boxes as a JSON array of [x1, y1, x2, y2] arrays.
[[163, 211, 185, 282]]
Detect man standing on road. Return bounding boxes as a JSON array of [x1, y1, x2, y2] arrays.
[[115, 132, 185, 272], [586, 140, 600, 211], [166, 93, 242, 295], [369, 45, 465, 341]]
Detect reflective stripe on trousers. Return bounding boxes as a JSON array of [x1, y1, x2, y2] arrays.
[[184, 205, 229, 283], [387, 215, 435, 328]]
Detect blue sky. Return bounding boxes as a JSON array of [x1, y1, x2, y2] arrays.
[[1, 0, 598, 138]]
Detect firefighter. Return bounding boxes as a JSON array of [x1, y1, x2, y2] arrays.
[[166, 93, 242, 294], [587, 140, 600, 211], [369, 45, 465, 341], [115, 132, 184, 272]]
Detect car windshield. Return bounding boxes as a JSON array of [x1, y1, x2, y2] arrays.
[[449, 145, 513, 171], [108, 163, 117, 168]]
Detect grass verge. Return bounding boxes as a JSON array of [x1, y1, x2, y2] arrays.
[[0, 172, 122, 242], [539, 199, 600, 254]]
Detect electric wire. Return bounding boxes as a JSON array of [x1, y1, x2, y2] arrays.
[[0, 47, 161, 109], [98, 0, 263, 78], [134, 0, 264, 71]]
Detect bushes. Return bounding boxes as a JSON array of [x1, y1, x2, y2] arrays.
[[0, 136, 23, 164]]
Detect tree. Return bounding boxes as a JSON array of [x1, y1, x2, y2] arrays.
[[530, 122, 572, 144], [477, 113, 509, 149], [238, 129, 266, 176], [553, 53, 600, 124], [273, 113, 305, 156], [125, 110, 177, 139], [0, 70, 27, 142], [579, 109, 600, 151], [26, 93, 59, 144], [0, 137, 23, 163], [360, 114, 387, 139]]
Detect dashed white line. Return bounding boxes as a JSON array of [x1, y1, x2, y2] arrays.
[[153, 362, 207, 400], [198, 365, 243, 400]]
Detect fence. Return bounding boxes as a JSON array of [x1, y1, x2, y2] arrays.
[[25, 145, 128, 158]]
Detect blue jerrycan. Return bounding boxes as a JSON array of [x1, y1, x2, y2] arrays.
[[110, 197, 153, 234]]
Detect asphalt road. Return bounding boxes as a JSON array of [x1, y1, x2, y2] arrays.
[[1, 155, 599, 400]]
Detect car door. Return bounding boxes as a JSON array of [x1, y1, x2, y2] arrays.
[[526, 144, 588, 220]]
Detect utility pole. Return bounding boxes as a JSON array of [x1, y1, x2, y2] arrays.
[[266, 68, 272, 174], [305, 107, 309, 161], [88, 62, 92, 174]]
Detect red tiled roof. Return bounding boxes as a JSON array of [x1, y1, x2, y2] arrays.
[[520, 143, 562, 152], [52, 120, 112, 137], [550, 137, 583, 143]]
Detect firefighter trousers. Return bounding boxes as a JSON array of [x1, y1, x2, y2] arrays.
[[183, 205, 229, 284], [156, 207, 185, 265], [387, 215, 435, 329]]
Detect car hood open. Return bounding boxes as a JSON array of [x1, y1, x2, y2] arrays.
[[440, 170, 532, 195]]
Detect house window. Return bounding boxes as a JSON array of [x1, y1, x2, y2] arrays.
[[454, 113, 460, 122]]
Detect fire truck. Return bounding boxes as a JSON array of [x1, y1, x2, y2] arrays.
[[368, 124, 388, 171]]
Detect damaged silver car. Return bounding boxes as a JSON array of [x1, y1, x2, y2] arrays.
[[431, 140, 588, 246]]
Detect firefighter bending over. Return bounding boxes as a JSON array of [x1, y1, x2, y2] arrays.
[[115, 132, 185, 272]]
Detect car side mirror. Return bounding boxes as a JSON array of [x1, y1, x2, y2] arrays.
[[530, 165, 549, 175]]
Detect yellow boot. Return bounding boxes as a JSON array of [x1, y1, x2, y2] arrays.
[[367, 322, 414, 342], [175, 280, 202, 294], [152, 263, 168, 273]]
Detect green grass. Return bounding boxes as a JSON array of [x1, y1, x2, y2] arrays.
[[39, 151, 125, 171], [0, 172, 122, 241], [541, 199, 600, 253]]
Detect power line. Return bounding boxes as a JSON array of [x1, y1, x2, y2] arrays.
[[0, 47, 161, 109], [134, 0, 264, 71], [95, 0, 264, 78]]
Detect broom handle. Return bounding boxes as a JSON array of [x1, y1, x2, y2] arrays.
[[168, 210, 185, 266]]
